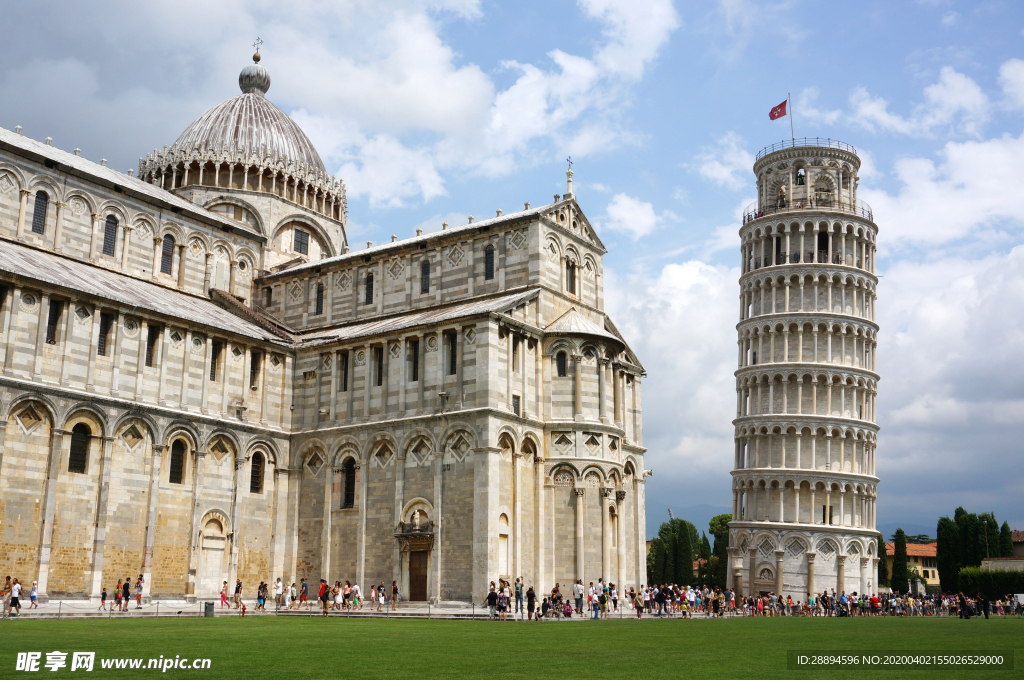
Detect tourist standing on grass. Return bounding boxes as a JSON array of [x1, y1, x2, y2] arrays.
[[526, 586, 537, 620]]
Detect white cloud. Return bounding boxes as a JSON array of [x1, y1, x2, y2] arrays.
[[602, 193, 679, 240], [940, 11, 959, 26], [850, 67, 989, 137], [862, 130, 1024, 250], [605, 260, 739, 483], [998, 58, 1024, 111], [796, 87, 842, 126], [0, 0, 680, 208], [695, 132, 755, 191]]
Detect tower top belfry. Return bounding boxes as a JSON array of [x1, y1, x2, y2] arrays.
[[727, 138, 881, 600]]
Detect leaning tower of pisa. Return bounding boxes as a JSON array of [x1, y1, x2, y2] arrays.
[[727, 138, 881, 601]]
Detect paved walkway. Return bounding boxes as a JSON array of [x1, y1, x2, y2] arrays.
[[2, 599, 741, 621]]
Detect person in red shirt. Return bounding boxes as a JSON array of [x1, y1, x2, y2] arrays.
[[870, 594, 880, 616]]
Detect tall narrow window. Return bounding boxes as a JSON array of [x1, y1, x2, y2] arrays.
[[315, 284, 324, 315], [31, 191, 48, 235], [420, 260, 430, 294], [210, 340, 222, 381], [484, 245, 495, 280], [145, 325, 159, 367], [294, 228, 309, 255], [97, 312, 113, 356], [102, 216, 118, 256], [512, 336, 520, 373], [160, 235, 174, 274], [512, 395, 521, 417], [566, 260, 576, 294], [374, 346, 384, 386], [249, 452, 264, 494], [364, 273, 374, 305], [556, 351, 567, 377], [342, 458, 355, 509], [339, 351, 349, 391], [409, 339, 419, 382], [169, 440, 185, 484], [447, 331, 457, 376], [45, 300, 63, 344], [263, 287, 272, 307], [68, 423, 90, 474], [249, 351, 262, 390]]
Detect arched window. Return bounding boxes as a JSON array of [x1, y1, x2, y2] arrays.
[[420, 260, 430, 294], [795, 168, 806, 186], [315, 283, 324, 315], [169, 440, 186, 484], [342, 458, 356, 509], [556, 351, 567, 377], [484, 245, 495, 280], [364, 272, 374, 305], [68, 423, 90, 474], [249, 452, 264, 494], [566, 260, 576, 294], [498, 513, 510, 575], [31, 191, 48, 235], [102, 215, 118, 256], [160, 235, 175, 275]]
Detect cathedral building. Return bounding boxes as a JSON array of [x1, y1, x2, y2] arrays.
[[728, 139, 880, 599], [0, 54, 648, 603]]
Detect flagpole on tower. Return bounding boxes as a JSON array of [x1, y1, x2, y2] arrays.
[[789, 92, 795, 142]]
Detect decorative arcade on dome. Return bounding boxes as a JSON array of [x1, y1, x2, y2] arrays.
[[728, 138, 881, 601]]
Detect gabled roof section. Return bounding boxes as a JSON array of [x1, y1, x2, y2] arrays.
[[0, 127, 248, 234], [297, 289, 539, 348], [545, 307, 621, 345], [0, 238, 286, 345], [540, 196, 606, 251]]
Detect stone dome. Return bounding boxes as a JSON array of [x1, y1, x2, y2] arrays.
[[168, 57, 326, 173]]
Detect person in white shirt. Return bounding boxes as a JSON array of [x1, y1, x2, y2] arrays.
[[352, 584, 361, 609], [275, 578, 284, 609], [573, 580, 585, 615], [10, 578, 22, 615]]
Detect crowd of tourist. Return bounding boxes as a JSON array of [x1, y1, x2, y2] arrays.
[[4, 571, 1021, 620]]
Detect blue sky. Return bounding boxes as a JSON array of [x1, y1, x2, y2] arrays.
[[2, 0, 1023, 541]]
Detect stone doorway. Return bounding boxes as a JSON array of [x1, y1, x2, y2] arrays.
[[409, 551, 428, 601]]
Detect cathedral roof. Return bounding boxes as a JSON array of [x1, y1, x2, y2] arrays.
[[0, 239, 286, 345], [544, 307, 621, 345], [297, 289, 539, 347], [167, 56, 326, 174]]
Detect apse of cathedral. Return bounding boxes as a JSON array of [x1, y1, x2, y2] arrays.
[[0, 52, 647, 603]]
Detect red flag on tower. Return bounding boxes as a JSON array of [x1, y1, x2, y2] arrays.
[[769, 99, 787, 120]]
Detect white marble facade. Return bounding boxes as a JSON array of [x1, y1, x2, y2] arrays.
[[0, 55, 647, 603], [728, 140, 881, 600]]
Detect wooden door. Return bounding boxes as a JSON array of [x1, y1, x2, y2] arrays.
[[409, 551, 428, 601]]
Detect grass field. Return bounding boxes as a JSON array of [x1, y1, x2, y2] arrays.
[[1, 616, 1020, 679]]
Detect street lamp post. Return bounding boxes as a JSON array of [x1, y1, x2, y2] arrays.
[[982, 519, 990, 559]]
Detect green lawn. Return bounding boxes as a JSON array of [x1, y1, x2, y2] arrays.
[[1, 616, 1020, 679]]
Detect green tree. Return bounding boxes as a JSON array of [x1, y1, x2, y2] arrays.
[[670, 519, 694, 585], [876, 534, 889, 586], [890, 528, 910, 593], [1000, 521, 1014, 558], [647, 537, 665, 584], [955, 507, 982, 568], [699, 533, 712, 585], [936, 516, 961, 593], [978, 512, 998, 560], [709, 513, 731, 589]]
